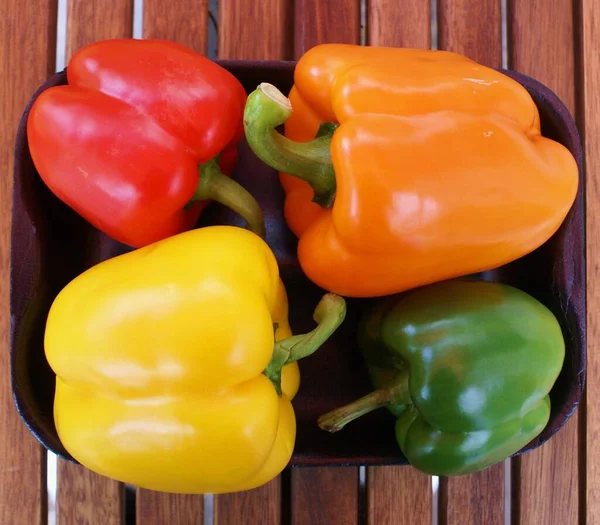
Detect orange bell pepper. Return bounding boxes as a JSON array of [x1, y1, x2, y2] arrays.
[[243, 44, 579, 298]]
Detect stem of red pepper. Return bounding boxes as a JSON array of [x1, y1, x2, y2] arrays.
[[243, 83, 337, 208], [317, 372, 411, 432], [264, 293, 347, 396], [192, 158, 266, 239]]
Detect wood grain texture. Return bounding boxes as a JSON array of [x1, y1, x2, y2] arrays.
[[214, 2, 290, 520], [582, 1, 600, 522], [441, 463, 504, 525], [0, 0, 56, 523], [365, 2, 432, 518], [368, 466, 431, 525], [57, 461, 123, 525], [512, 423, 579, 525], [136, 491, 203, 524], [508, 0, 575, 115], [438, 0, 502, 66], [214, 478, 280, 524], [219, 0, 292, 59], [66, 0, 133, 60], [368, 0, 431, 48], [508, 1, 579, 523], [291, 467, 359, 525], [61, 2, 131, 521], [294, 0, 360, 58], [136, 3, 210, 521], [435, 2, 505, 522], [144, 0, 208, 53]]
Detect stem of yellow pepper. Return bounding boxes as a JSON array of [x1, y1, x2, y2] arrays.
[[264, 293, 347, 395], [192, 158, 266, 239], [243, 83, 337, 208], [317, 372, 411, 432]]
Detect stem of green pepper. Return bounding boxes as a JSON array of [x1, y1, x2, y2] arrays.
[[264, 293, 347, 396], [243, 83, 338, 208], [192, 158, 266, 239], [317, 372, 411, 432]]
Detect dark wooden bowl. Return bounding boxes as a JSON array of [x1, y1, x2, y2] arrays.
[[11, 60, 586, 467]]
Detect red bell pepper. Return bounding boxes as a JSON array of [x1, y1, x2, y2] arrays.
[[27, 38, 265, 247]]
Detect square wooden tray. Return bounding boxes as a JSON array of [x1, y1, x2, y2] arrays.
[[10, 60, 586, 467]]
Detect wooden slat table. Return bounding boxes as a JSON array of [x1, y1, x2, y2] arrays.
[[0, 0, 594, 523]]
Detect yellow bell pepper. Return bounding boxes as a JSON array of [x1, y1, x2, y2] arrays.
[[44, 226, 346, 494]]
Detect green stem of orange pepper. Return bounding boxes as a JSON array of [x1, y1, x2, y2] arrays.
[[243, 83, 337, 208]]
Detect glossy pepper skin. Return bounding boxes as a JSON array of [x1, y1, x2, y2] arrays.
[[28, 38, 265, 248], [244, 44, 579, 298], [44, 226, 346, 493], [318, 280, 564, 476]]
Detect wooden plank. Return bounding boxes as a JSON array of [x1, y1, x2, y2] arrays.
[[60, 3, 131, 523], [66, 0, 133, 60], [214, 479, 281, 524], [512, 425, 579, 524], [294, 0, 360, 58], [291, 468, 359, 525], [367, 0, 431, 49], [368, 466, 430, 525], [289, 7, 362, 522], [136, 492, 203, 525], [287, 7, 363, 522], [508, 0, 575, 110], [508, 1, 580, 523], [134, 2, 209, 521], [438, 0, 502, 66], [0, 0, 57, 522], [144, 0, 208, 54], [436, 2, 505, 522], [582, 1, 600, 522], [57, 462, 123, 525], [211, 2, 291, 522], [365, 6, 432, 522], [440, 463, 504, 525], [219, 0, 292, 59]]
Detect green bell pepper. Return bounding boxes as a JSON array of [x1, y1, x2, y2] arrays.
[[318, 280, 565, 476]]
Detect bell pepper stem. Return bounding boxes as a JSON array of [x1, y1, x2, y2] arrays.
[[243, 83, 337, 208], [193, 159, 266, 239], [317, 373, 410, 433], [264, 293, 347, 395]]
